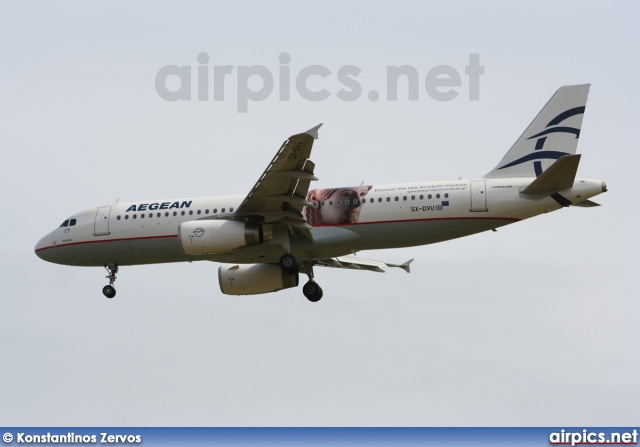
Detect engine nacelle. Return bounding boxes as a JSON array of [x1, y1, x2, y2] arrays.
[[218, 264, 299, 295], [178, 220, 262, 255]]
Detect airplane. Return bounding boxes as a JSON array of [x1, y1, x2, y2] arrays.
[[35, 84, 606, 302]]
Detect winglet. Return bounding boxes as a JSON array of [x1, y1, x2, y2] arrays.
[[399, 259, 413, 273], [383, 258, 414, 273], [303, 123, 323, 139]]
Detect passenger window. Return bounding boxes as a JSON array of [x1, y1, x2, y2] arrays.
[[125, 215, 129, 220], [141, 214, 145, 219], [353, 199, 358, 205], [189, 210, 193, 215], [197, 210, 201, 215], [173, 212, 177, 216], [445, 193, 449, 198], [345, 199, 350, 205], [403, 196, 407, 201], [395, 197, 399, 201], [221, 208, 226, 213], [321, 202, 325, 206], [157, 213, 161, 217], [117, 216, 121, 221], [386, 197, 390, 202], [133, 215, 137, 219], [213, 209, 217, 213], [181, 211, 185, 216], [420, 195, 424, 200], [428, 194, 432, 199], [411, 195, 415, 200], [378, 198, 382, 203], [337, 200, 342, 206], [436, 194, 440, 199], [165, 212, 169, 217], [230, 207, 234, 212], [329, 201, 333, 206]]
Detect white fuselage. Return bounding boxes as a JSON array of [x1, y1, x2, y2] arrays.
[[35, 177, 605, 268]]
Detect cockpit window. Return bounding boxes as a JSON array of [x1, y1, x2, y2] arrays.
[[69, 219, 77, 226], [60, 220, 69, 227]]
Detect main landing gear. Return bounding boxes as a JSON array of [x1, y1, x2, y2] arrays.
[[279, 252, 323, 302], [102, 263, 118, 299], [278, 252, 299, 275], [302, 280, 323, 302]]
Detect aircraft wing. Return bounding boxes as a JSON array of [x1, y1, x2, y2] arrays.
[[234, 124, 322, 238], [314, 255, 413, 273]]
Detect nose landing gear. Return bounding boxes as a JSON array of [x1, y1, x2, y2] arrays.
[[102, 263, 118, 298]]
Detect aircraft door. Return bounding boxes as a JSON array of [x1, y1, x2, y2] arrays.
[[94, 206, 112, 235], [470, 181, 488, 212]]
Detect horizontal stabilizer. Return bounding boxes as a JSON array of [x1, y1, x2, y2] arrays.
[[572, 199, 601, 207], [521, 154, 581, 195]]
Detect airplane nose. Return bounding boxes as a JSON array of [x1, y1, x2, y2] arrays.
[[35, 234, 55, 262], [35, 237, 46, 260]]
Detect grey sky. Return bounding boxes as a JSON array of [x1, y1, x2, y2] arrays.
[[0, 0, 638, 426]]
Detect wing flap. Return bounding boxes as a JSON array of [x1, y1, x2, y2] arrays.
[[264, 195, 313, 207], [272, 170, 319, 181]]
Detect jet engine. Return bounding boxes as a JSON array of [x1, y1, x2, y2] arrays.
[[178, 220, 262, 255], [218, 264, 299, 295]]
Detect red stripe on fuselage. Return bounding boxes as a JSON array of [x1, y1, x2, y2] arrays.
[[35, 234, 179, 252], [311, 216, 520, 228], [35, 216, 520, 252]]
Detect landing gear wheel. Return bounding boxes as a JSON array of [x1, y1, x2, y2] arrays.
[[103, 263, 119, 299], [303, 280, 323, 302], [279, 253, 299, 274], [102, 285, 116, 299]]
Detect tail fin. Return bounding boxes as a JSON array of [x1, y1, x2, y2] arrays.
[[483, 84, 590, 179]]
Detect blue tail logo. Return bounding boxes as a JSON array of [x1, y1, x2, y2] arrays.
[[498, 106, 585, 176]]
